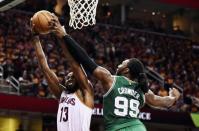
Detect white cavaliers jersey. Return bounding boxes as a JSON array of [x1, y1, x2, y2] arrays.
[[57, 91, 93, 131]]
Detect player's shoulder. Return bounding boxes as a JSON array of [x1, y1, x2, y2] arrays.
[[116, 75, 138, 85], [113, 75, 125, 79], [114, 75, 129, 81]]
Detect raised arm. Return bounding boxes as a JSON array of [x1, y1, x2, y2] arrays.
[[32, 36, 62, 98], [145, 88, 180, 108], [49, 16, 114, 91], [62, 35, 114, 91], [58, 39, 94, 98]]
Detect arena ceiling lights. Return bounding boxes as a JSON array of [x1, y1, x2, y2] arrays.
[[0, 0, 25, 12]]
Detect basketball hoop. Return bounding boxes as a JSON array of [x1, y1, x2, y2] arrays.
[[68, 0, 98, 29]]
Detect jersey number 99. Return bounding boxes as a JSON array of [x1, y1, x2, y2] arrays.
[[114, 96, 140, 118]]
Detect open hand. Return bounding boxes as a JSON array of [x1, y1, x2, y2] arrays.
[[169, 88, 180, 101], [48, 13, 67, 38]]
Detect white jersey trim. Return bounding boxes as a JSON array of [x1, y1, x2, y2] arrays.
[[59, 84, 93, 110], [74, 93, 93, 110], [103, 76, 116, 97]]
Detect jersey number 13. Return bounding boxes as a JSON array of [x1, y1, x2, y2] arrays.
[[60, 107, 68, 122]]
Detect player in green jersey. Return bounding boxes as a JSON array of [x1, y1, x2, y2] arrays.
[[49, 16, 180, 131]]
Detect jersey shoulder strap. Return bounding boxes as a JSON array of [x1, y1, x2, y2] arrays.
[[103, 76, 135, 97], [103, 75, 119, 97]]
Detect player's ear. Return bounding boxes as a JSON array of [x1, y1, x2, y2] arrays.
[[123, 68, 129, 74]]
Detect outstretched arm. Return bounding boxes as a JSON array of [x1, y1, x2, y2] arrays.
[[49, 16, 114, 91], [61, 36, 113, 91], [145, 88, 180, 108], [58, 39, 94, 108], [32, 36, 62, 98]]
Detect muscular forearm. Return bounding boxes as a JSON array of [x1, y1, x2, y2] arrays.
[[59, 36, 113, 91], [150, 95, 176, 108], [145, 90, 177, 108], [32, 37, 62, 98], [49, 18, 112, 89], [33, 38, 57, 81], [32, 37, 49, 71], [58, 39, 78, 68], [62, 35, 98, 74]]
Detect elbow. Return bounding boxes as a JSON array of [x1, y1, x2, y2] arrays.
[[166, 97, 176, 108], [146, 100, 158, 107], [39, 64, 50, 72], [152, 96, 176, 108], [146, 96, 168, 108], [146, 100, 168, 109], [162, 103, 172, 108], [42, 66, 50, 72]]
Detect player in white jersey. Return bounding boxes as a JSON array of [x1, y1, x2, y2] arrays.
[[57, 72, 93, 131], [31, 22, 94, 131]]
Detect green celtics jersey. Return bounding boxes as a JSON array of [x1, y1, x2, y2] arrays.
[[103, 76, 145, 131]]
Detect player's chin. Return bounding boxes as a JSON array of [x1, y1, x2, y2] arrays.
[[66, 83, 74, 89], [66, 82, 76, 89]]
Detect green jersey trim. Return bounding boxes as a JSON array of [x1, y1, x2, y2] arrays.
[[123, 76, 137, 84], [103, 76, 116, 97], [141, 93, 145, 108]]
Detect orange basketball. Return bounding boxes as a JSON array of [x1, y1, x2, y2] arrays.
[[31, 10, 53, 34]]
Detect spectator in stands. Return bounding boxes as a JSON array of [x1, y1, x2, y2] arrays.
[[0, 11, 198, 112]]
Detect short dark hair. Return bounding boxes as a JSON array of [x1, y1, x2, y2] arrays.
[[127, 58, 149, 93]]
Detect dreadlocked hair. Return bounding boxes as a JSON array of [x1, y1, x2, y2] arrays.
[[127, 58, 149, 93]]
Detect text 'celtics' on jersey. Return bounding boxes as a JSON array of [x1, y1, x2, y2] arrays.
[[103, 76, 145, 131]]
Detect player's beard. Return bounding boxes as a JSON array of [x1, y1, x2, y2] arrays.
[[65, 82, 78, 93]]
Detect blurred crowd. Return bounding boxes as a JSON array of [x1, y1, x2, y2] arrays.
[[15, 0, 186, 35], [0, 11, 199, 112]]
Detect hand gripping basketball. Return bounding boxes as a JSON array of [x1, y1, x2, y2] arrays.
[[48, 14, 67, 38], [31, 10, 53, 34]]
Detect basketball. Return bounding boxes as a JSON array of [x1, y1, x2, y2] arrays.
[[1, 0, 199, 131], [31, 10, 53, 34]]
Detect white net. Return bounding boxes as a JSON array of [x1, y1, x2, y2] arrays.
[[68, 0, 98, 29]]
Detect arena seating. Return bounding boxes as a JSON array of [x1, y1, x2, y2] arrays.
[[0, 10, 198, 112]]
